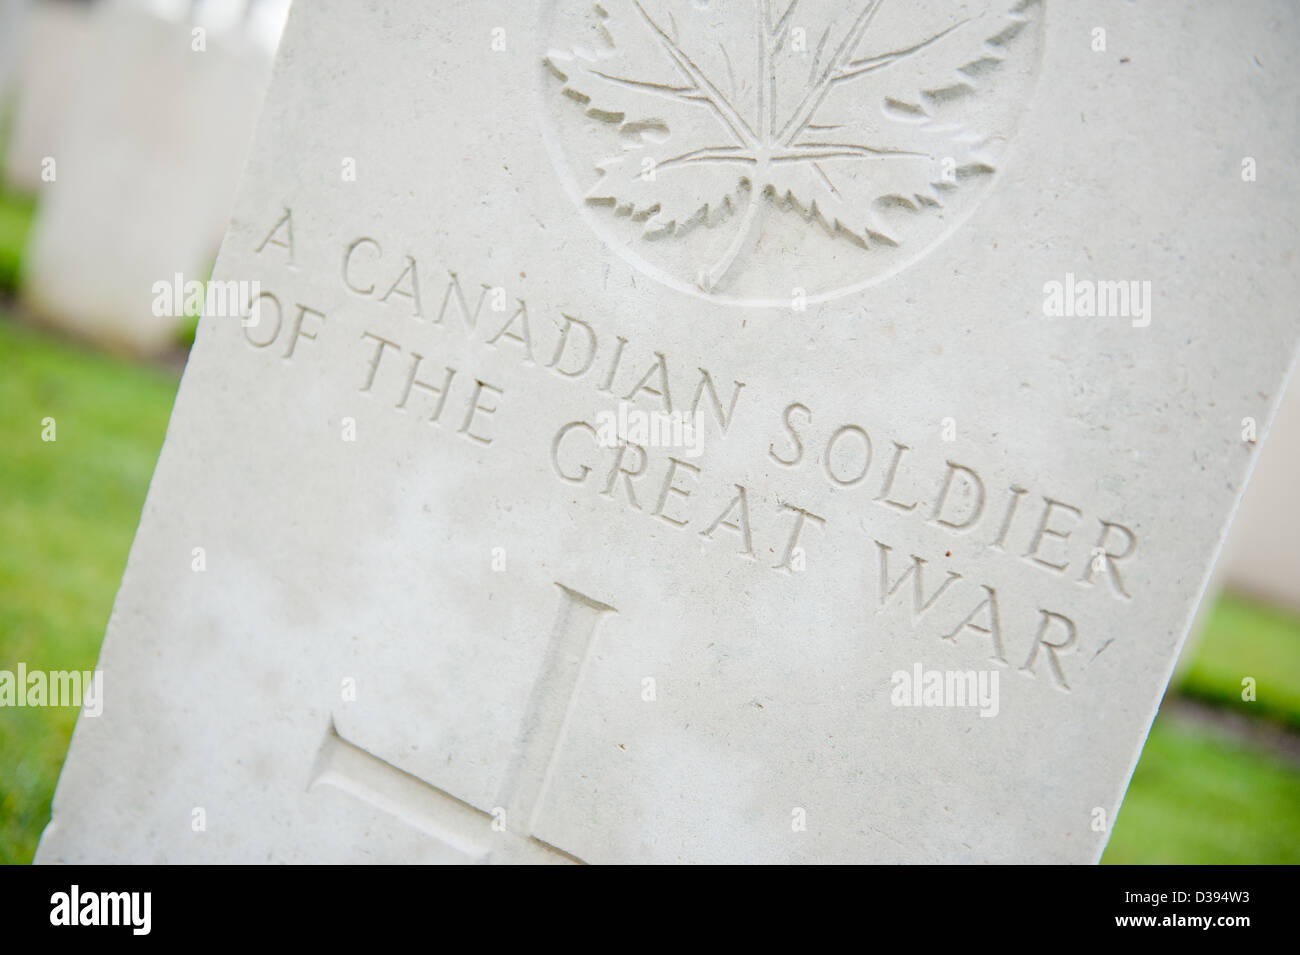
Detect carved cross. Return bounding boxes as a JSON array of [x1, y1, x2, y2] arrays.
[[308, 583, 616, 864]]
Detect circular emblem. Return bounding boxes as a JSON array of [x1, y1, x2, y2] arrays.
[[539, 0, 1045, 306]]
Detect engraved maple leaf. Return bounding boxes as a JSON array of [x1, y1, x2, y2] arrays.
[[546, 0, 1038, 291]]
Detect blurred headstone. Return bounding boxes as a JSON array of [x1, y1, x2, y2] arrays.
[[0, 0, 28, 109], [1220, 370, 1300, 613], [34, 0, 1300, 864], [3, 0, 94, 194], [19, 0, 280, 355]]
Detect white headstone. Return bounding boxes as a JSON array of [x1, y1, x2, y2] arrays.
[[37, 0, 1300, 863], [2, 0, 93, 194], [1221, 373, 1300, 612], [0, 0, 28, 108], [19, 0, 275, 355]]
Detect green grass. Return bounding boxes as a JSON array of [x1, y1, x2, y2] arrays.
[[1102, 716, 1300, 864], [0, 316, 178, 863], [0, 315, 1297, 864], [0, 188, 35, 293], [1180, 594, 1300, 728]]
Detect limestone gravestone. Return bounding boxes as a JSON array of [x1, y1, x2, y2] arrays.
[[37, 0, 1300, 863], [20, 0, 275, 355]]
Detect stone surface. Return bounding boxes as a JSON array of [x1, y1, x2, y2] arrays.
[[19, 0, 274, 355], [38, 0, 1300, 863]]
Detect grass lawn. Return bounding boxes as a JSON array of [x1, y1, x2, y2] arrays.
[[0, 316, 177, 864], [1181, 595, 1300, 729], [0, 189, 34, 294], [0, 311, 1298, 864], [1102, 715, 1300, 864]]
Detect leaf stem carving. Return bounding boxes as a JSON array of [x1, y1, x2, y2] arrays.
[[776, 0, 885, 146], [632, 0, 758, 147], [699, 183, 765, 293]]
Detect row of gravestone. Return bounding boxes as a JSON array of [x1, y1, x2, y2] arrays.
[[0, 0, 288, 354], [16, 0, 1300, 863]]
